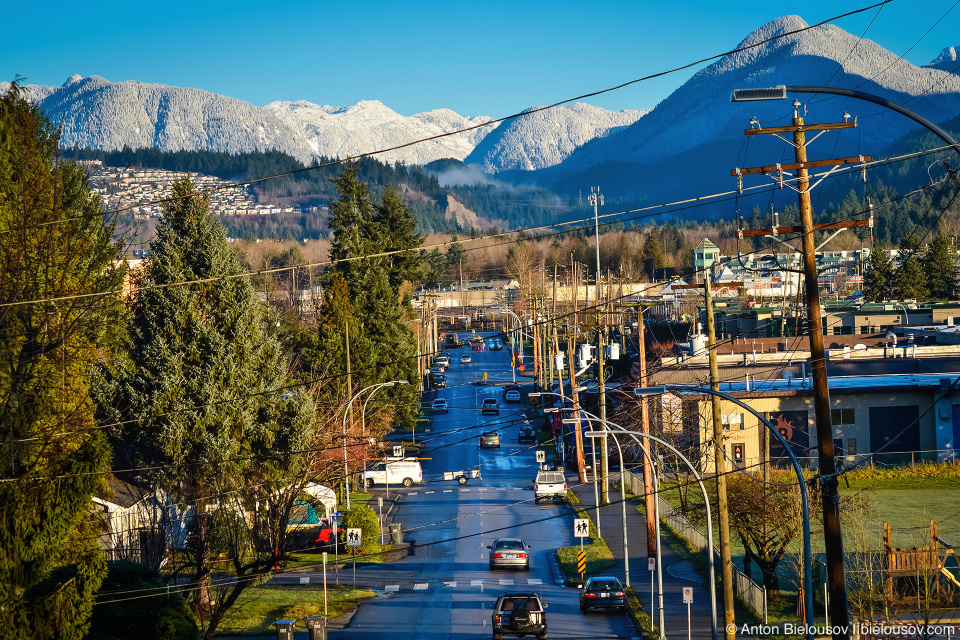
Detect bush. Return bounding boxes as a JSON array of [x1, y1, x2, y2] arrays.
[[339, 505, 380, 554], [85, 561, 198, 640]]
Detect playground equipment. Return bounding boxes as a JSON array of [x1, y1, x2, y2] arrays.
[[884, 520, 960, 605]]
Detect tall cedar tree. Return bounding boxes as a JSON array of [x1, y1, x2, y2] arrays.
[[114, 178, 315, 638], [863, 249, 895, 302], [320, 166, 421, 429], [924, 231, 958, 301], [0, 81, 126, 639]]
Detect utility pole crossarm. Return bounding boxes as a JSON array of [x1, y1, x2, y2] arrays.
[[741, 219, 872, 237], [743, 121, 856, 135], [731, 155, 871, 176]]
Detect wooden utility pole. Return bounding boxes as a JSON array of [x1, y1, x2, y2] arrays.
[[675, 275, 736, 638], [636, 307, 657, 557], [732, 104, 863, 638]]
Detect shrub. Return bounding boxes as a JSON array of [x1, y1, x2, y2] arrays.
[[339, 505, 380, 554]]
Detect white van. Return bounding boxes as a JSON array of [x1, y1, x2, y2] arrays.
[[361, 458, 423, 488]]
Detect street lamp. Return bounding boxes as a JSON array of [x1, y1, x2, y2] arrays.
[[635, 385, 814, 640], [343, 381, 410, 510], [361, 380, 409, 437], [569, 413, 666, 638]]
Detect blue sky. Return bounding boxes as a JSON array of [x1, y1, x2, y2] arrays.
[[2, 1, 958, 117]]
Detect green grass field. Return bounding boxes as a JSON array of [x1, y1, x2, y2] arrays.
[[556, 508, 616, 581], [214, 584, 375, 635]]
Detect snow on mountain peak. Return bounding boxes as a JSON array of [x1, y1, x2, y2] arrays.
[[925, 46, 959, 72]]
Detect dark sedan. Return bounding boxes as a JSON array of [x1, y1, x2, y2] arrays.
[[579, 576, 627, 613]]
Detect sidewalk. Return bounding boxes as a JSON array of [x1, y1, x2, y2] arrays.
[[569, 479, 723, 640]]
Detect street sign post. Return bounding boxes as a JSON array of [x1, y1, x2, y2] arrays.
[[347, 528, 361, 587], [378, 497, 384, 545], [649, 557, 657, 616], [393, 446, 403, 457], [683, 587, 693, 640], [322, 551, 328, 615], [577, 550, 586, 576], [574, 517, 589, 577]]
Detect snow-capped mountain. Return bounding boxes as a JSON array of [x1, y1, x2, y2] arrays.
[[261, 99, 494, 166], [551, 16, 960, 181], [465, 103, 647, 172], [2, 75, 643, 170], [925, 46, 960, 73]]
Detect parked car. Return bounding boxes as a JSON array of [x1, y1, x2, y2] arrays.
[[481, 398, 500, 415], [504, 388, 521, 402], [480, 431, 501, 448], [491, 592, 547, 640], [518, 424, 537, 444], [460, 354, 472, 364], [431, 398, 449, 414], [533, 469, 567, 504], [432, 374, 447, 388], [488, 538, 531, 570], [430, 365, 445, 376], [360, 459, 423, 488], [579, 576, 627, 614]]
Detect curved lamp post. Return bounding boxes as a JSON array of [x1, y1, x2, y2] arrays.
[[361, 380, 409, 437], [567, 413, 667, 638], [635, 385, 814, 640], [342, 380, 410, 510]]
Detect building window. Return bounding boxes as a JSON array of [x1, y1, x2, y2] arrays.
[[848, 438, 857, 455], [722, 413, 743, 430], [831, 408, 855, 425]]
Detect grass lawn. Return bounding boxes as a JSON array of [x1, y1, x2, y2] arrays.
[[283, 543, 395, 570], [214, 584, 375, 636], [556, 508, 616, 581]]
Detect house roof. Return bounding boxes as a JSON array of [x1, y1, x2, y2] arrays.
[[105, 477, 152, 509]]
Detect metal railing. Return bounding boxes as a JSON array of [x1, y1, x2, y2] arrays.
[[619, 470, 767, 621]]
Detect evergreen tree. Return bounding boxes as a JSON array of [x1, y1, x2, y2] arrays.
[[112, 178, 316, 637], [642, 229, 665, 279], [0, 80, 126, 639], [893, 253, 929, 301], [924, 232, 958, 301], [863, 249, 895, 302], [317, 167, 420, 428]]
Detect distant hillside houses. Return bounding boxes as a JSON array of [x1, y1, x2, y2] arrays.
[[78, 159, 297, 219]]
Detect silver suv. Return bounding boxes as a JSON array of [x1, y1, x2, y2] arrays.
[[492, 592, 547, 640]]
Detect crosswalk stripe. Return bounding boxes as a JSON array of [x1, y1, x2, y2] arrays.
[[461, 488, 470, 492], [408, 492, 418, 496], [414, 583, 428, 590], [443, 489, 453, 493], [499, 578, 514, 586], [471, 580, 484, 586], [424, 491, 435, 494], [527, 578, 542, 585], [385, 585, 399, 592], [443, 581, 457, 588]]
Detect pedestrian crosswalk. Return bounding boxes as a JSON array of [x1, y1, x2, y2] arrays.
[[349, 578, 547, 593]]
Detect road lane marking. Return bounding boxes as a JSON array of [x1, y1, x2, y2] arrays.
[[471, 580, 484, 586], [385, 585, 399, 592], [461, 488, 470, 492], [527, 578, 542, 585], [414, 583, 428, 590], [424, 491, 435, 494], [443, 489, 453, 493], [443, 581, 457, 588], [499, 578, 514, 585], [408, 492, 418, 496]]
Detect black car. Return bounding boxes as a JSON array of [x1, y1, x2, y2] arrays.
[[579, 576, 627, 613], [518, 425, 537, 444], [492, 592, 547, 640], [432, 374, 447, 388]]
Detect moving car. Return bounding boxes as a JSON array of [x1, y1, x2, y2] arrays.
[[488, 538, 532, 570], [579, 576, 627, 613], [502, 384, 520, 399], [492, 592, 547, 640], [480, 431, 501, 448], [431, 398, 448, 414], [432, 374, 447, 388], [481, 398, 500, 415], [533, 469, 567, 504], [460, 354, 472, 364], [517, 424, 537, 444], [360, 459, 423, 488], [504, 388, 521, 402]]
